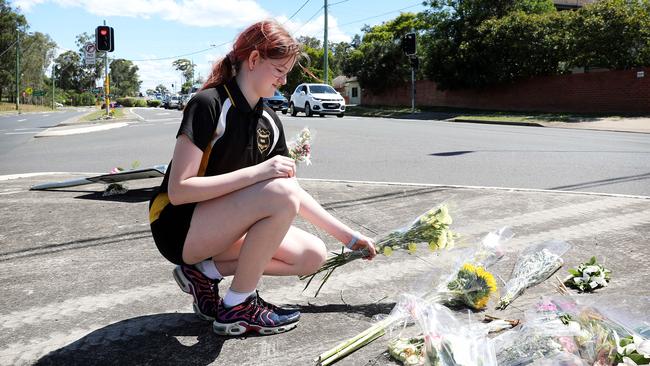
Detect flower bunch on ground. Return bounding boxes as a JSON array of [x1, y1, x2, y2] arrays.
[[565, 256, 612, 293]]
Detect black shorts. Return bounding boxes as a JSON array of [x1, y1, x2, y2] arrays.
[[150, 201, 196, 265]]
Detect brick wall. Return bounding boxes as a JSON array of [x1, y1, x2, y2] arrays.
[[361, 67, 650, 114]]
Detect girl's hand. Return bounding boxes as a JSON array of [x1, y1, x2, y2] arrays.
[[257, 155, 296, 180], [349, 234, 376, 260]]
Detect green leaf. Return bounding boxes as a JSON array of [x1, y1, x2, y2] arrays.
[[588, 256, 596, 265], [568, 269, 580, 276]]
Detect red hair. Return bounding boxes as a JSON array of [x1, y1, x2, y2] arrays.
[[202, 20, 301, 90]]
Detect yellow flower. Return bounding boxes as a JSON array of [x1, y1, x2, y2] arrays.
[[407, 242, 417, 254], [436, 233, 447, 248], [383, 246, 393, 256], [428, 241, 438, 252]]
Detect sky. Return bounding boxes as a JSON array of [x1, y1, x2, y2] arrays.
[[10, 0, 428, 93]]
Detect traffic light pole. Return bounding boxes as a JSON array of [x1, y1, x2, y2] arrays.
[[103, 20, 110, 117], [104, 51, 110, 117], [411, 62, 415, 114]]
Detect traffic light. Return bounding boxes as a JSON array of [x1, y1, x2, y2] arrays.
[[401, 33, 416, 56], [95, 26, 114, 52]]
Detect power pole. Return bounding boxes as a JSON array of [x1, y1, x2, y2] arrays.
[[15, 28, 20, 112], [51, 67, 55, 110], [323, 0, 328, 84]]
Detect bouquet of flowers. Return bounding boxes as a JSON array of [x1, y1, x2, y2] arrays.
[[288, 127, 312, 165], [496, 239, 570, 310], [301, 204, 458, 296], [104, 160, 140, 196], [314, 228, 510, 365], [412, 301, 497, 366], [564, 256, 611, 293], [388, 336, 427, 366]]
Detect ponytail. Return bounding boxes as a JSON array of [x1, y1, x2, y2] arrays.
[[202, 52, 236, 90], [201, 20, 301, 91]]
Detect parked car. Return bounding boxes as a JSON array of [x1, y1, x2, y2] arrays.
[[166, 95, 180, 109], [178, 93, 196, 110], [289, 83, 345, 117], [263, 90, 289, 114]]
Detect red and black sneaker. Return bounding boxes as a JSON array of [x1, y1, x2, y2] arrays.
[[212, 291, 300, 336], [172, 264, 220, 321]]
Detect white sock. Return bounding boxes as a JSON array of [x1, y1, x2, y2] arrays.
[[223, 288, 255, 308], [195, 260, 223, 280]]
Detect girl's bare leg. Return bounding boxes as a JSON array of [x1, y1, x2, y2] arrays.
[[183, 178, 300, 293]]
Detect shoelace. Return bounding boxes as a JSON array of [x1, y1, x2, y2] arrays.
[[254, 290, 281, 311]]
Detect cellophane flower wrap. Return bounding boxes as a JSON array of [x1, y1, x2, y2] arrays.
[[496, 239, 570, 310], [411, 299, 497, 366], [495, 297, 585, 366], [288, 127, 312, 165], [301, 204, 458, 297], [315, 228, 512, 366]]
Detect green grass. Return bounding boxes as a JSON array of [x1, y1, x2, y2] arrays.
[[80, 107, 125, 122], [345, 104, 626, 123], [345, 105, 422, 117], [0, 102, 55, 113]]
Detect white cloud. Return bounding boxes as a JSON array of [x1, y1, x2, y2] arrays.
[[17, 0, 269, 27], [12, 0, 47, 12], [280, 14, 351, 44]]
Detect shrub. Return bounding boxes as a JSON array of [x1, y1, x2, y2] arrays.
[[146, 99, 161, 107]]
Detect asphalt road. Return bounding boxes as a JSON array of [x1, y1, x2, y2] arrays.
[[1, 107, 649, 196]]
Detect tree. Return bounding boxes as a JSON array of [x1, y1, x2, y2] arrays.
[[420, 0, 561, 89], [568, 0, 650, 70], [0, 0, 27, 102], [172, 58, 195, 93], [339, 12, 429, 93], [109, 59, 141, 97], [20, 31, 57, 96], [54, 51, 83, 91], [154, 84, 169, 95]]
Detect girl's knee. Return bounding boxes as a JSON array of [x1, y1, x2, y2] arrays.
[[301, 239, 327, 275], [263, 178, 300, 214]]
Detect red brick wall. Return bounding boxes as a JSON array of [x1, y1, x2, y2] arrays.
[[361, 67, 650, 114]]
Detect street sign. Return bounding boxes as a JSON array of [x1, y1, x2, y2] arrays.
[[84, 42, 96, 66], [33, 90, 46, 97], [25, 87, 33, 95]]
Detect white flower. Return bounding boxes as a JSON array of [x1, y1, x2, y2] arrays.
[[634, 335, 650, 359], [583, 265, 600, 274]]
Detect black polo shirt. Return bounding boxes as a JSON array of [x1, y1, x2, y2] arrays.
[[150, 78, 289, 223]]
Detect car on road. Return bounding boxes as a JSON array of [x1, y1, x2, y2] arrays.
[[289, 83, 345, 118], [166, 95, 180, 109], [263, 90, 288, 114]]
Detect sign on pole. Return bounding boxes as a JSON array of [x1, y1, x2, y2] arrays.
[[84, 42, 96, 66]]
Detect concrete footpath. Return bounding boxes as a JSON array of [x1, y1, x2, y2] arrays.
[[1, 175, 649, 365]]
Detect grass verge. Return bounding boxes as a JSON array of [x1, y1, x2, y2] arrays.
[[0, 102, 55, 113], [80, 108, 126, 122]]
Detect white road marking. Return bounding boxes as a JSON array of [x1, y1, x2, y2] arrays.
[[35, 122, 128, 137], [17, 119, 27, 122], [5, 131, 38, 135], [0, 172, 100, 181]]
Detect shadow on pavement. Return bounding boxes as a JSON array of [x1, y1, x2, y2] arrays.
[[35, 313, 224, 366], [73, 187, 157, 203]]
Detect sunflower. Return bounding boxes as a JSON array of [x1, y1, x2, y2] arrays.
[[444, 263, 498, 310]]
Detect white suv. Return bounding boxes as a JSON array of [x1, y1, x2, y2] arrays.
[[289, 83, 345, 118]]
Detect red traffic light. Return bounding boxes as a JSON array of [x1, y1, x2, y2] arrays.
[[95, 26, 114, 52]]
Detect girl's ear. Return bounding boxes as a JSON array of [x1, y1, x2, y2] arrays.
[[248, 50, 260, 71]]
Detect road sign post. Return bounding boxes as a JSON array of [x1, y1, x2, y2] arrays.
[[84, 42, 96, 66]]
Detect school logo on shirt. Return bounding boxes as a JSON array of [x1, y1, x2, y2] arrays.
[[257, 127, 271, 154]]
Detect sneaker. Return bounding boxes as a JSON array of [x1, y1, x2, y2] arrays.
[[212, 291, 300, 336], [172, 264, 220, 321]]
